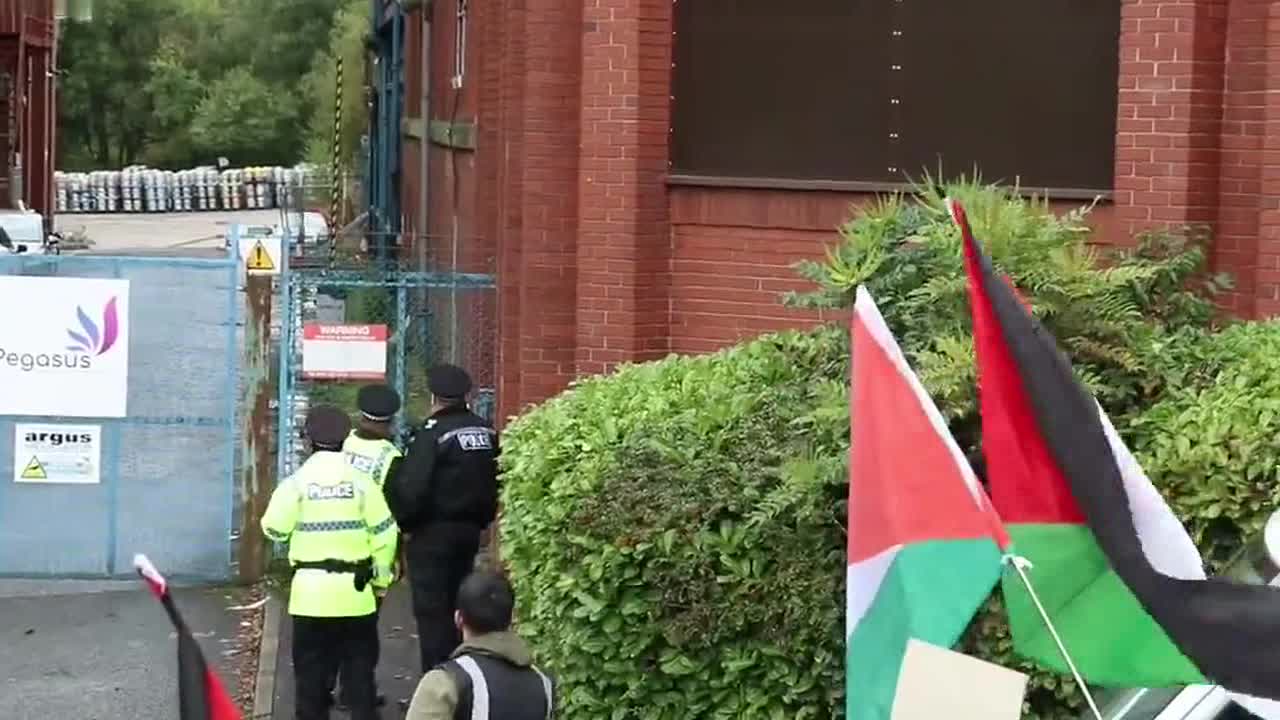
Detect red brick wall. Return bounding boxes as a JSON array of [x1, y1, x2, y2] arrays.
[[1110, 0, 1280, 317], [418, 0, 1273, 421], [669, 189, 1121, 355], [486, 0, 585, 421], [575, 0, 672, 374], [668, 188, 849, 354], [1228, 1, 1280, 318]]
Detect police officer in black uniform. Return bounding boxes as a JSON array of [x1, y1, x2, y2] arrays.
[[386, 364, 500, 674]]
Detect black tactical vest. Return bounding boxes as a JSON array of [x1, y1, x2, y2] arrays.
[[441, 653, 554, 720]]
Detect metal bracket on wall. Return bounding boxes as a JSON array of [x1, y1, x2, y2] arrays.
[[401, 117, 427, 140], [428, 119, 476, 150]]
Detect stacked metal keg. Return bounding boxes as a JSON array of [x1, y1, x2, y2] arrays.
[[54, 163, 319, 214]]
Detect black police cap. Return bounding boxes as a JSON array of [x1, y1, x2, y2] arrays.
[[427, 364, 473, 398], [357, 384, 401, 421], [305, 405, 351, 449]]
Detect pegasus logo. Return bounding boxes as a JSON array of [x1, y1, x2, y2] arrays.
[[66, 297, 121, 356]]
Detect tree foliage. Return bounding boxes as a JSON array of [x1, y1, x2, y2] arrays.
[[301, 0, 370, 174], [58, 0, 349, 169], [188, 67, 298, 166]]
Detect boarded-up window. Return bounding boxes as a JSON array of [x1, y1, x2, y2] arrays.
[[670, 0, 1121, 193]]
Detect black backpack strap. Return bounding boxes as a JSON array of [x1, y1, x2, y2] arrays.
[[440, 659, 475, 720], [442, 653, 551, 720]]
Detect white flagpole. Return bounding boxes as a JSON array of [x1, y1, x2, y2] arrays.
[[1004, 554, 1105, 720]]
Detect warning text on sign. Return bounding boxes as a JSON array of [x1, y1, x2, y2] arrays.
[[301, 323, 388, 381]]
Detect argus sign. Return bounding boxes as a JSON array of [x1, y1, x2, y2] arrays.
[[13, 423, 102, 484], [0, 276, 131, 417]]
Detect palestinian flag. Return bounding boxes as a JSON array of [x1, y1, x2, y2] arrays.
[[134, 554, 243, 720], [847, 286, 1008, 720], [952, 198, 1280, 700]]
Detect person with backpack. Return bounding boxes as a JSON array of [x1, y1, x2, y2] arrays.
[[405, 570, 554, 720]]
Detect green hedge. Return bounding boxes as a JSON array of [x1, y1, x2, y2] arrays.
[[1132, 322, 1280, 568], [499, 183, 1260, 719], [501, 329, 850, 719]]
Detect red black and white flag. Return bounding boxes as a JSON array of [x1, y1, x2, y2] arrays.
[[950, 197, 1280, 706], [134, 554, 242, 720]]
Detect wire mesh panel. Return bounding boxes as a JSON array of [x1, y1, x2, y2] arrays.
[[0, 253, 240, 579], [275, 230, 497, 480]]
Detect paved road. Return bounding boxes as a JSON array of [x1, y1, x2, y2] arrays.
[[0, 580, 252, 720], [55, 209, 280, 254], [272, 584, 422, 719]]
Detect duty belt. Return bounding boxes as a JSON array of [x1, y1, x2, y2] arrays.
[[292, 557, 375, 592]]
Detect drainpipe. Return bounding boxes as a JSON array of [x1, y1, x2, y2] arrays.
[[11, 151, 22, 210], [418, 2, 430, 272]]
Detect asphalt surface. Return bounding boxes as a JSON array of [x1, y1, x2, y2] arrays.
[[272, 584, 422, 719], [0, 580, 250, 720]]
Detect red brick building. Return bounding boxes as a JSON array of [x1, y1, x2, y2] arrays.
[[396, 0, 1266, 421], [0, 0, 56, 227]]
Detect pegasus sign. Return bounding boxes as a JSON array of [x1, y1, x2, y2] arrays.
[[0, 276, 131, 417]]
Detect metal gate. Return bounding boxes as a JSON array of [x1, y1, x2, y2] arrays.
[[0, 252, 241, 580], [274, 232, 497, 479]]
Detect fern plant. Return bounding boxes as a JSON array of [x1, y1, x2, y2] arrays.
[[787, 177, 1229, 425]]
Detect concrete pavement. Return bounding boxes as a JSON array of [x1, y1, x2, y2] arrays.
[[0, 580, 256, 720], [55, 209, 280, 254], [271, 584, 422, 719]]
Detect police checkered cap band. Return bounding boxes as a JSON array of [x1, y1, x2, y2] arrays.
[[361, 411, 393, 422]]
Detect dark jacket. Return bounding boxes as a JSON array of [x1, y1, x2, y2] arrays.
[[386, 404, 499, 532], [405, 631, 553, 720]]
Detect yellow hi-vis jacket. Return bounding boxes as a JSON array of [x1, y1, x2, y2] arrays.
[[261, 450, 399, 617], [342, 431, 402, 488]]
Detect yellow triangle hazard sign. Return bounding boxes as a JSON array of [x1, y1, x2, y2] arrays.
[[20, 456, 46, 480], [246, 240, 275, 271]]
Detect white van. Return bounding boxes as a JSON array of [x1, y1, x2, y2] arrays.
[[0, 210, 45, 253], [1094, 686, 1255, 720], [1083, 512, 1280, 720], [273, 210, 330, 248]]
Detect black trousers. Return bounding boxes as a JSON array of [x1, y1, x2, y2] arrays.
[[293, 613, 379, 720], [406, 523, 482, 673], [331, 600, 381, 703]]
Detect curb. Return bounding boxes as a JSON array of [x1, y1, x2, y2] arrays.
[[252, 594, 283, 720]]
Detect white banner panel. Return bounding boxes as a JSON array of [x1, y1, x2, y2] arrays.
[[301, 324, 388, 381], [0, 276, 131, 417]]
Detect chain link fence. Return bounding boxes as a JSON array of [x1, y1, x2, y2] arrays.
[[273, 180, 497, 477]]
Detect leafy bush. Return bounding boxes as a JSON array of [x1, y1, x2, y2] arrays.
[[500, 181, 1232, 719], [1131, 322, 1280, 567], [501, 329, 851, 720]]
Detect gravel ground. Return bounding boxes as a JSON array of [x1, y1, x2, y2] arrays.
[[226, 584, 268, 715]]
